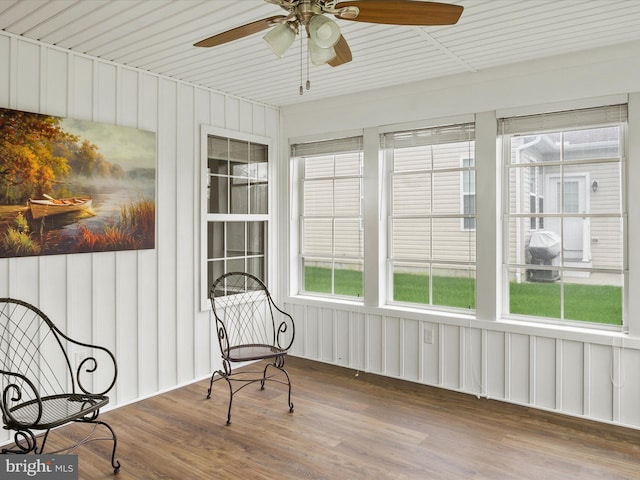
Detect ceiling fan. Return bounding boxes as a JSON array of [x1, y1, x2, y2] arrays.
[[194, 0, 463, 92]]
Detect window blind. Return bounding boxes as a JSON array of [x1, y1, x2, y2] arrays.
[[383, 123, 475, 149], [499, 104, 628, 135], [291, 136, 363, 157]]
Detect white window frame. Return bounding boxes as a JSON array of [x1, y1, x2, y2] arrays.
[[292, 135, 364, 299], [500, 104, 627, 329], [199, 125, 273, 311], [384, 122, 476, 312]]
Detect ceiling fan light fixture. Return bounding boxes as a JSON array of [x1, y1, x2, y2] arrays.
[[308, 14, 341, 48], [309, 38, 337, 65], [263, 22, 296, 57]]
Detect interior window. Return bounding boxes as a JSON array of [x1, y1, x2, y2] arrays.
[[501, 105, 627, 327], [293, 136, 364, 298], [384, 123, 476, 311], [204, 133, 269, 300]]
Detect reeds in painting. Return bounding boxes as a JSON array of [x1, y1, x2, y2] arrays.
[[1, 213, 40, 256], [74, 199, 155, 252]]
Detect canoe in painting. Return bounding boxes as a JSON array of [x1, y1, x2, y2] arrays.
[[28, 194, 93, 219]]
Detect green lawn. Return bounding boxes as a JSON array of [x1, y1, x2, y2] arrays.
[[304, 267, 622, 325]]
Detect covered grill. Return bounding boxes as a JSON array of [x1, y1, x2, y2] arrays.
[[527, 230, 561, 282]]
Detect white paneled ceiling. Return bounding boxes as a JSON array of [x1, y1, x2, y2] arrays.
[[2, 0, 640, 107]]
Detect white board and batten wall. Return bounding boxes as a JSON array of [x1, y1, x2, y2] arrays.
[[281, 40, 640, 429], [0, 31, 279, 445]]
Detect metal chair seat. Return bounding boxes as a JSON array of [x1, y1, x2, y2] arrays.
[[6, 394, 109, 430], [227, 344, 287, 362]]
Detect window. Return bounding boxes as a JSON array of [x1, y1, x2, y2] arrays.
[[501, 105, 627, 326], [293, 136, 363, 298], [202, 131, 270, 302], [384, 123, 476, 310]]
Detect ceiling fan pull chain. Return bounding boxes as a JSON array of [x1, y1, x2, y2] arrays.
[[299, 32, 304, 95], [306, 35, 311, 91]]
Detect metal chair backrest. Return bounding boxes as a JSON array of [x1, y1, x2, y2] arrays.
[[0, 298, 116, 426], [210, 272, 294, 360]]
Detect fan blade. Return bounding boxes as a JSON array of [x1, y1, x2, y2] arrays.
[[335, 0, 463, 26], [328, 35, 352, 67], [194, 16, 287, 47]]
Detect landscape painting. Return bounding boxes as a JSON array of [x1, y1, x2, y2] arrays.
[[0, 107, 156, 258]]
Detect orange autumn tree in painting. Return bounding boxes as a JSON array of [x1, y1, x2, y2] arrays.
[[0, 109, 73, 203]]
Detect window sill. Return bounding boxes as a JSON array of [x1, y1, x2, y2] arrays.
[[285, 294, 635, 348], [486, 316, 629, 348]]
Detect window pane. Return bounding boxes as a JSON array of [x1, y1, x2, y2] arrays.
[[226, 222, 245, 257], [334, 152, 362, 176], [563, 275, 622, 325], [303, 259, 332, 294], [392, 173, 430, 215], [564, 127, 619, 160], [433, 141, 474, 169], [208, 136, 228, 160], [334, 261, 363, 297], [247, 222, 265, 255], [432, 170, 461, 215], [208, 174, 228, 214], [432, 217, 475, 263], [207, 260, 225, 296], [207, 222, 224, 258], [507, 217, 523, 265], [247, 257, 265, 282], [334, 218, 362, 257], [230, 177, 248, 214], [304, 179, 334, 216], [250, 142, 267, 163], [249, 179, 268, 214], [526, 229, 561, 281], [227, 257, 245, 273], [393, 146, 431, 172], [229, 139, 248, 161], [590, 162, 622, 214], [588, 216, 623, 270], [334, 178, 361, 216], [393, 264, 429, 304], [303, 218, 333, 256], [208, 156, 228, 176], [305, 156, 334, 178], [509, 268, 561, 319], [508, 165, 546, 215], [511, 133, 561, 164], [432, 265, 475, 309], [392, 218, 430, 260]]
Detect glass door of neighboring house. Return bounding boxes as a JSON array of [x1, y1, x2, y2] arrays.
[[546, 174, 591, 262]]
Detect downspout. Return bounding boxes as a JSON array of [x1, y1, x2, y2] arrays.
[[514, 135, 542, 283]]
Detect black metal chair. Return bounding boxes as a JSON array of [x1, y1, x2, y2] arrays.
[[0, 298, 120, 474], [207, 272, 295, 425]]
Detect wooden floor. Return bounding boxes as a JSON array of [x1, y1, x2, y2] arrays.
[[33, 357, 640, 479]]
